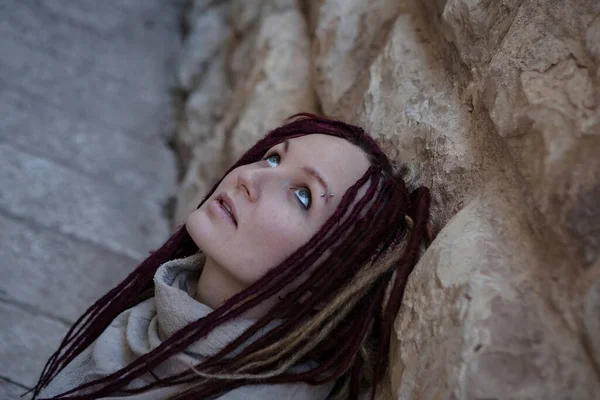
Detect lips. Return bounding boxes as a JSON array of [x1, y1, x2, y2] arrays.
[[216, 193, 237, 226]]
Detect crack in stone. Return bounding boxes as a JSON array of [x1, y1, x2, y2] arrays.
[[0, 295, 72, 328], [0, 374, 31, 391]]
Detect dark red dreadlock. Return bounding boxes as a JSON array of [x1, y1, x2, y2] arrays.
[[32, 114, 431, 400]]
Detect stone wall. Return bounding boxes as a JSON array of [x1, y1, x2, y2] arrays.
[[174, 0, 600, 397]]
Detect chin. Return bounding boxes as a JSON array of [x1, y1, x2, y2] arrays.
[[185, 208, 210, 249]]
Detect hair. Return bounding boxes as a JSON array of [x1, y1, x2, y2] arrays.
[[32, 114, 432, 400]]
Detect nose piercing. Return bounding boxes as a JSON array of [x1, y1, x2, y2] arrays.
[[321, 193, 334, 197]]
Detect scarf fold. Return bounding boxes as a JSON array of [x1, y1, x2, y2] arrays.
[[39, 254, 333, 400]]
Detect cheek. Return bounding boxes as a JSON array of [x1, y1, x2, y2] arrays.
[[246, 202, 313, 263]]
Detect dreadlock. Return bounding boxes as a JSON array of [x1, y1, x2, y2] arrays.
[[32, 113, 432, 400]]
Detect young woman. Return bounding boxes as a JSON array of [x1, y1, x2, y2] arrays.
[[32, 114, 432, 400]]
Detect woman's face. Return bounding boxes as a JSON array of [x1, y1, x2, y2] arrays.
[[186, 134, 370, 291]]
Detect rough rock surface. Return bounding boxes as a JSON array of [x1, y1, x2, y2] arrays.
[[0, 0, 180, 395], [175, 0, 600, 397]]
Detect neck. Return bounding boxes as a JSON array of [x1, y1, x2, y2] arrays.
[[195, 257, 276, 319]]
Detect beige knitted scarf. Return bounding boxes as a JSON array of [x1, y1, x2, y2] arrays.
[[38, 253, 334, 399]]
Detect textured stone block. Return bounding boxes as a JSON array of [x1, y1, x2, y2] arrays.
[[355, 2, 512, 226], [1, 89, 176, 199], [0, 1, 182, 394], [177, 4, 230, 92], [390, 183, 600, 399], [0, 144, 170, 259], [480, 0, 600, 267], [441, 0, 524, 69], [312, 0, 401, 114], [0, 378, 26, 400], [0, 213, 137, 323], [0, 302, 66, 388], [0, 1, 178, 140], [583, 274, 600, 371]]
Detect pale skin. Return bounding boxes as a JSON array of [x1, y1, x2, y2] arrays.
[[185, 134, 370, 319]]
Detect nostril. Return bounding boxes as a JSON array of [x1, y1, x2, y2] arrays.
[[241, 183, 251, 197], [237, 169, 257, 200]]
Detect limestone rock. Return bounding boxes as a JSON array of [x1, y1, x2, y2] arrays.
[[312, 0, 401, 114], [583, 270, 600, 371], [430, 0, 600, 382], [227, 7, 316, 161], [332, 0, 512, 226], [177, 51, 231, 166], [175, 1, 234, 172], [441, 0, 524, 69], [455, 0, 600, 266], [177, 3, 231, 92], [230, 0, 264, 32], [391, 183, 600, 399], [302, 0, 326, 37], [229, 25, 259, 88]]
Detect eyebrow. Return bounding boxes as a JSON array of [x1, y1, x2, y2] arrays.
[[282, 140, 330, 203]]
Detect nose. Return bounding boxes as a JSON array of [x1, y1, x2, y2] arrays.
[[237, 167, 262, 202]]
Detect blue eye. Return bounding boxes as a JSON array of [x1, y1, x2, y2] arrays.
[[263, 152, 311, 210], [264, 153, 280, 168], [294, 188, 311, 209]]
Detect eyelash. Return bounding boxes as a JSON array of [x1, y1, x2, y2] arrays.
[[262, 152, 312, 210]]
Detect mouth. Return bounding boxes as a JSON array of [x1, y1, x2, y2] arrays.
[[216, 193, 238, 227]]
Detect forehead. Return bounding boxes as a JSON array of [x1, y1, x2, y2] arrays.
[[283, 134, 370, 193]]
